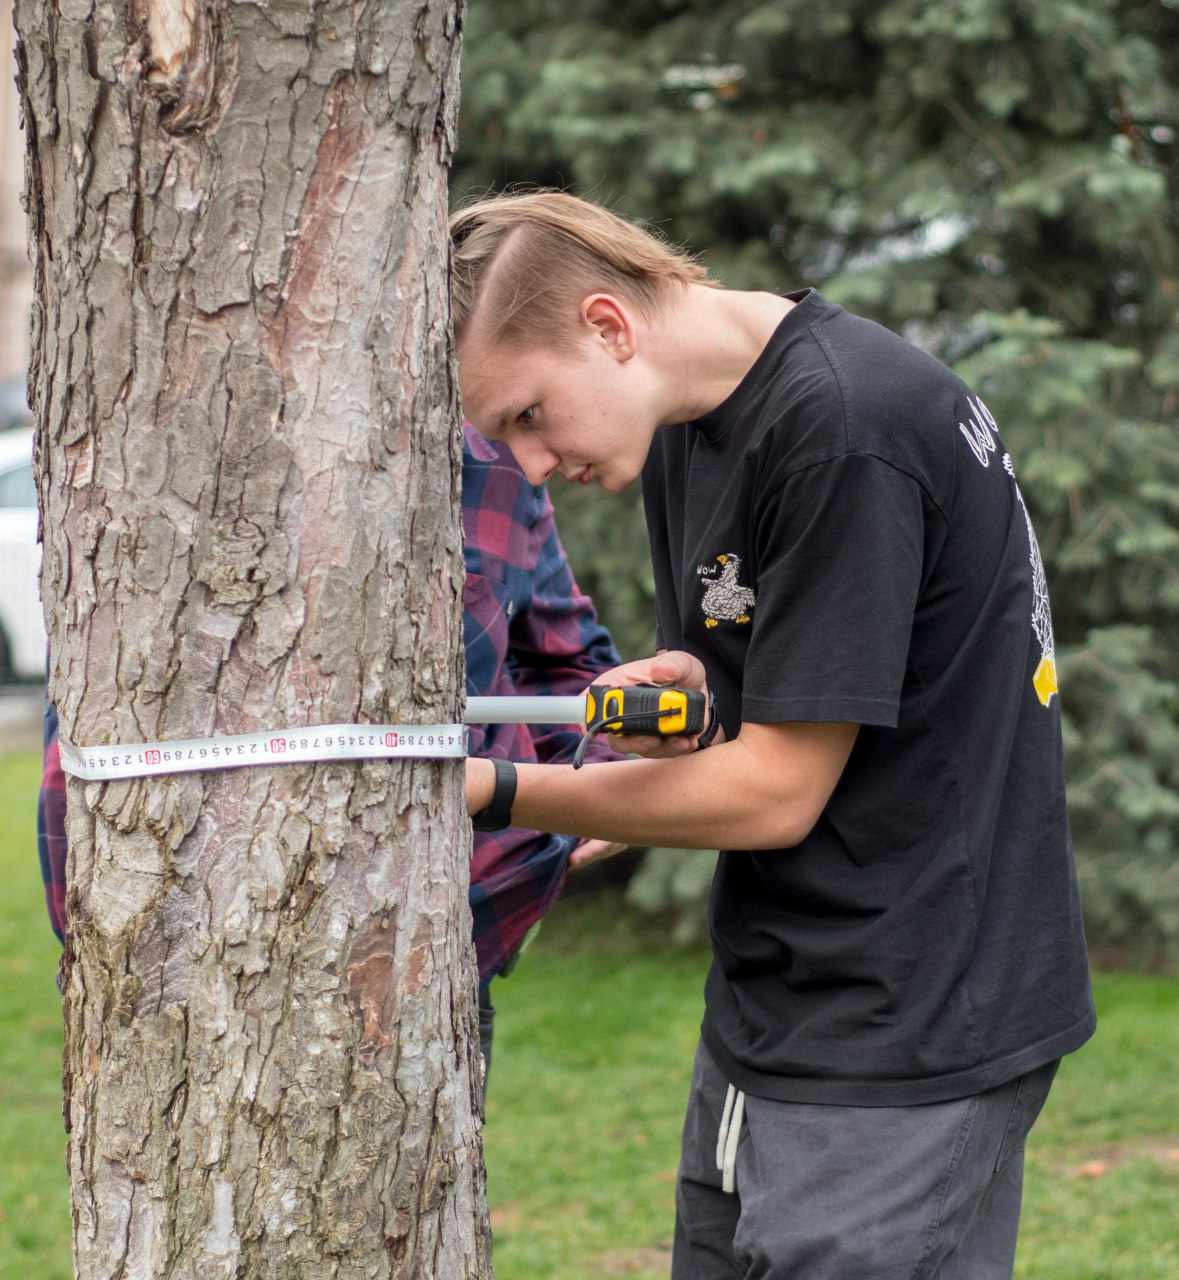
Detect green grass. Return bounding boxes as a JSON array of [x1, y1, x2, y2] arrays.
[[2, 748, 1176, 1279], [0, 751, 71, 1280], [485, 907, 1179, 1280]]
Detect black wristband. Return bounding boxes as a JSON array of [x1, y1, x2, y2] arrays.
[[472, 757, 518, 832], [696, 690, 721, 750]]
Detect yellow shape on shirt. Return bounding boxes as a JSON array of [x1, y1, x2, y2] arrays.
[[1033, 656, 1059, 707]]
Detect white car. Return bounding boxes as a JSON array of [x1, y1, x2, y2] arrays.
[[0, 426, 47, 682]]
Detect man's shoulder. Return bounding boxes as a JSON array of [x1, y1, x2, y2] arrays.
[[758, 309, 966, 506]]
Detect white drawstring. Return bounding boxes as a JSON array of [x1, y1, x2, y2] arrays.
[[715, 1082, 746, 1194], [715, 1083, 736, 1171]]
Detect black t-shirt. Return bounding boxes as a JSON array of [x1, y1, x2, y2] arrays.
[[642, 289, 1095, 1105]]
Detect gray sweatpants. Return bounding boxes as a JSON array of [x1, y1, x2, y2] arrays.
[[673, 1042, 1058, 1280]]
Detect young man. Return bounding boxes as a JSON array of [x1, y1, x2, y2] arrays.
[[452, 192, 1095, 1278], [38, 423, 624, 1092]]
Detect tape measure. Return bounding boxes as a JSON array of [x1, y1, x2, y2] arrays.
[[59, 724, 467, 782], [59, 686, 709, 781], [583, 684, 706, 737], [466, 686, 707, 736]]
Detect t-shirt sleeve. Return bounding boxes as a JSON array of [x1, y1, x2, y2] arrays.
[[741, 453, 925, 727]]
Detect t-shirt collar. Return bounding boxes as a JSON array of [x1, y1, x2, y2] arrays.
[[692, 288, 827, 444]]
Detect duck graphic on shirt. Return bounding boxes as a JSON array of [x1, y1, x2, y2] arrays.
[[698, 553, 756, 629]]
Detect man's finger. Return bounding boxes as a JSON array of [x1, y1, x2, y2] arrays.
[[606, 732, 698, 758], [646, 650, 706, 690], [593, 650, 706, 694], [570, 838, 629, 869]]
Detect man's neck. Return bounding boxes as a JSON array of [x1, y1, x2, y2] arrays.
[[653, 286, 796, 426]]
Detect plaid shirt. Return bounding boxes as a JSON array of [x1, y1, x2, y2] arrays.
[[37, 699, 66, 950], [37, 426, 620, 982]]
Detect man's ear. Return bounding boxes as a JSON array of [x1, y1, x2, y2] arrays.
[[581, 294, 637, 362]]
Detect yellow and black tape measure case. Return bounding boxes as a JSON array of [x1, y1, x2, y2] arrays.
[[584, 684, 706, 736]]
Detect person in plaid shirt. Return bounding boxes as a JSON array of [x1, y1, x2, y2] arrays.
[[38, 423, 623, 1088]]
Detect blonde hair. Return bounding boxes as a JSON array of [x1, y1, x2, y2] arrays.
[[449, 190, 713, 350]]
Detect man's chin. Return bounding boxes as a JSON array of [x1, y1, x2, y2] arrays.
[[597, 472, 632, 494]]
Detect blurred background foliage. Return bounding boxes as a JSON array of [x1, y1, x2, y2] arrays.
[[451, 0, 1179, 964]]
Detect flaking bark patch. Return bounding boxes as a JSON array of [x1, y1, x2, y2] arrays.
[[264, 75, 376, 379], [403, 913, 436, 996], [347, 918, 398, 1059]]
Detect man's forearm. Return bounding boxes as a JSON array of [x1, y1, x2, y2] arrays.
[[509, 737, 815, 851]]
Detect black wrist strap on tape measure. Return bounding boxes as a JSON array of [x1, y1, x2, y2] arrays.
[[572, 687, 719, 769], [472, 757, 518, 832], [696, 690, 721, 749]]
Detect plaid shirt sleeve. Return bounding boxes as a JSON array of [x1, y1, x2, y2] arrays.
[[505, 489, 623, 764], [38, 697, 68, 946], [463, 428, 623, 983]]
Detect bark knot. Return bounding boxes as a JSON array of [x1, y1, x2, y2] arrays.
[[136, 0, 223, 133]]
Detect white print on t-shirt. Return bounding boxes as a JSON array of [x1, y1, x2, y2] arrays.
[[697, 553, 756, 629], [958, 396, 999, 467], [1003, 452, 1059, 707], [956, 395, 1058, 706]]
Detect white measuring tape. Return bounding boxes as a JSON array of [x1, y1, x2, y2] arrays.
[[59, 723, 468, 782], [57, 695, 596, 781]]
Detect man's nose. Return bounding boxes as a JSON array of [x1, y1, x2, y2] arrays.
[[506, 435, 558, 486]]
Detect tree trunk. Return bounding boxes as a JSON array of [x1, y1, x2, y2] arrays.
[[15, 2, 488, 1276]]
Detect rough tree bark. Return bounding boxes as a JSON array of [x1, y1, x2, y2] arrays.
[[15, 1, 489, 1276]]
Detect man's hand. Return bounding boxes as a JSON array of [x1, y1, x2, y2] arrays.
[[466, 757, 496, 816], [569, 838, 629, 870], [590, 650, 715, 758]]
